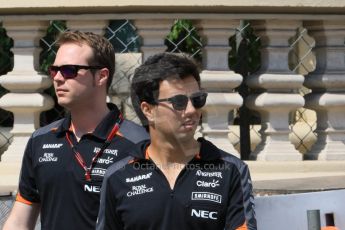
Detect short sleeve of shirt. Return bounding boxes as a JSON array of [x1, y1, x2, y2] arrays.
[[97, 173, 124, 230], [225, 168, 247, 229], [18, 136, 40, 204]]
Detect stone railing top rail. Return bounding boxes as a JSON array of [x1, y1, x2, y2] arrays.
[[0, 0, 344, 15]]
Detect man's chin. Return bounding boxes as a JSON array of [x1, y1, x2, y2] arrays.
[[176, 130, 196, 141], [57, 99, 71, 109], [180, 125, 197, 133]]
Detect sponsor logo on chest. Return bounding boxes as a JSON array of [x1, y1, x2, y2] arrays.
[[84, 184, 101, 193], [97, 156, 114, 165], [196, 179, 220, 188], [191, 192, 222, 203], [91, 167, 107, 177], [196, 170, 222, 178], [42, 143, 63, 149], [39, 153, 58, 162], [191, 209, 218, 220], [127, 184, 154, 197], [93, 147, 118, 156], [126, 172, 152, 183]]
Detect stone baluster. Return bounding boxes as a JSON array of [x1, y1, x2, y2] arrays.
[[66, 20, 108, 35], [304, 20, 345, 160], [246, 20, 304, 161], [0, 20, 54, 167], [134, 19, 174, 61], [123, 19, 174, 122], [198, 19, 243, 157]]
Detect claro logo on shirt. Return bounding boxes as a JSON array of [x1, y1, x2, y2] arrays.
[[191, 209, 218, 220], [97, 156, 114, 165], [196, 179, 220, 188]]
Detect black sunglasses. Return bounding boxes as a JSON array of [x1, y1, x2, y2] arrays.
[[156, 91, 208, 111], [48, 65, 103, 79]]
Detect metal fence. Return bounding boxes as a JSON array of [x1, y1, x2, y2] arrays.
[[0, 195, 41, 229], [0, 19, 320, 161], [0, 195, 12, 227]]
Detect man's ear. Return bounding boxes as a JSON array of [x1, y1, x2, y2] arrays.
[[141, 101, 154, 124], [97, 68, 109, 87]]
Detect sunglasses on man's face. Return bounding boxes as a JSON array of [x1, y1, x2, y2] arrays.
[[48, 65, 103, 79], [156, 91, 208, 111]]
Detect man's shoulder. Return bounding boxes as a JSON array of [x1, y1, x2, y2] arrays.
[[104, 156, 135, 182], [219, 149, 247, 169], [199, 137, 247, 169], [32, 119, 65, 139], [119, 119, 149, 144]]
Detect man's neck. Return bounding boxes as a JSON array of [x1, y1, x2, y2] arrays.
[[148, 138, 200, 189], [148, 137, 199, 165], [70, 103, 110, 139]]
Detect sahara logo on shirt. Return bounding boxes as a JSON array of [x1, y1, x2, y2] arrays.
[[42, 143, 63, 149], [126, 172, 153, 183], [39, 153, 58, 162]]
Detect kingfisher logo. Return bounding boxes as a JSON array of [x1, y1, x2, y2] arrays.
[[42, 143, 63, 149], [196, 170, 222, 178], [94, 147, 118, 156]]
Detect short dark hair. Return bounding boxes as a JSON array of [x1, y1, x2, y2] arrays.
[[131, 52, 201, 129], [56, 30, 115, 92]]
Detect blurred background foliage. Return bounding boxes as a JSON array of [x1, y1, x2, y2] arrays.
[[165, 19, 203, 63]]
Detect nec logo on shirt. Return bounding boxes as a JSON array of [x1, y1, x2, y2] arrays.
[[191, 209, 218, 220], [84, 184, 101, 193]]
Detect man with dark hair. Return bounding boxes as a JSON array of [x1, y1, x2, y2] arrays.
[[97, 52, 256, 230], [3, 31, 149, 230]]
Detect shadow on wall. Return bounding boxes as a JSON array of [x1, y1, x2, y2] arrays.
[[255, 189, 345, 230]]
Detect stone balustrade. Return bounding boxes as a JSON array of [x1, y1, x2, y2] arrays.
[[303, 20, 345, 160], [0, 2, 345, 192], [246, 20, 305, 161]]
